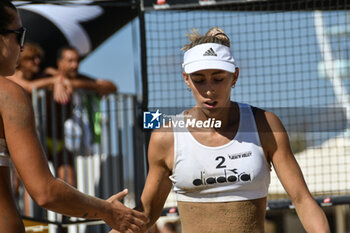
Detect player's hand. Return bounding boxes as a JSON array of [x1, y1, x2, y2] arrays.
[[105, 189, 148, 233]]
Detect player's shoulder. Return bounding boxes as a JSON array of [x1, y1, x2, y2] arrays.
[[248, 105, 284, 132], [0, 77, 32, 115], [148, 127, 175, 170], [150, 127, 174, 149], [0, 77, 29, 102]]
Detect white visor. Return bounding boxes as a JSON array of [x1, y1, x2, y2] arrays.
[[182, 43, 236, 74]]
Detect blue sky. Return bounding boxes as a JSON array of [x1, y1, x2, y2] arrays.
[[85, 10, 350, 146], [79, 10, 348, 110]]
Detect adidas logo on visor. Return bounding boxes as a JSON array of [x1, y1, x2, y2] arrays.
[[203, 48, 217, 56]]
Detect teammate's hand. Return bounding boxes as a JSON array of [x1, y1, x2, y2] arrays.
[[105, 189, 148, 233]]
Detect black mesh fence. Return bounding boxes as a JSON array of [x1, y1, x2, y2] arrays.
[[142, 0, 350, 206]]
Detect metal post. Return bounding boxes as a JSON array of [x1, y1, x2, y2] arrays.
[[138, 0, 152, 167]]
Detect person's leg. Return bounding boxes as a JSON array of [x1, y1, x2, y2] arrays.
[[11, 166, 20, 197], [58, 163, 75, 187], [58, 151, 75, 187], [57, 152, 75, 232], [23, 188, 31, 216], [11, 165, 31, 216]]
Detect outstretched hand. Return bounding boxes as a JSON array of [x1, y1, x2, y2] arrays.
[[105, 189, 148, 233]]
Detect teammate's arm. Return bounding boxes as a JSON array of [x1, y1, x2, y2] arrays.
[[1, 82, 147, 232], [258, 110, 330, 233]]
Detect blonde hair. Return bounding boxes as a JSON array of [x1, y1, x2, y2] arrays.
[[182, 27, 231, 51], [20, 43, 44, 61]]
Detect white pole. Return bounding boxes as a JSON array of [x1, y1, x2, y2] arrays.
[[335, 205, 346, 233], [314, 10, 348, 232], [314, 11, 350, 126]]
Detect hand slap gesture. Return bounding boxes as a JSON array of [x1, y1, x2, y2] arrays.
[[105, 189, 148, 233]]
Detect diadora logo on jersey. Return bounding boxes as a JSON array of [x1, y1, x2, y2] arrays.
[[192, 169, 251, 186], [203, 48, 217, 56]]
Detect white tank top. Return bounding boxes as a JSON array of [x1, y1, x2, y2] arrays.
[[170, 103, 270, 202], [0, 138, 10, 167]]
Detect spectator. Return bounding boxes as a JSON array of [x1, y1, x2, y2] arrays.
[[7, 42, 71, 103], [55, 45, 117, 98], [44, 46, 117, 187]]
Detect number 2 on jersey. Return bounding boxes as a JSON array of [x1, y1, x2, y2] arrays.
[[215, 156, 227, 169]]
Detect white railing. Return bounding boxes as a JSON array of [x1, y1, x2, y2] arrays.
[[22, 89, 147, 233]]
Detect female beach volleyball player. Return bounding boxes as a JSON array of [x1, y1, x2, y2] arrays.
[[0, 1, 147, 232], [114, 28, 330, 233]]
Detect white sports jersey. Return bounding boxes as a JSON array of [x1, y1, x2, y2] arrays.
[[169, 103, 271, 202]]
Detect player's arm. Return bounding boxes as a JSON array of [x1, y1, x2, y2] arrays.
[[7, 75, 59, 93], [137, 129, 174, 227], [257, 110, 330, 233], [70, 76, 117, 95], [23, 76, 61, 92], [0, 82, 147, 232]]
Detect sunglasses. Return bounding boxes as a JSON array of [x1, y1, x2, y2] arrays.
[[23, 55, 41, 61], [0, 27, 27, 49]]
